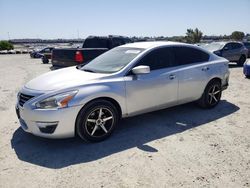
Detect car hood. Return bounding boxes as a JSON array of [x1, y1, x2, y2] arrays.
[[25, 67, 109, 91]]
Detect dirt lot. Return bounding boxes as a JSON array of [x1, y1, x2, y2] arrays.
[[0, 54, 249, 188]]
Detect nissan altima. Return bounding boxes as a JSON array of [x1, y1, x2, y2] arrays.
[[16, 42, 230, 142]]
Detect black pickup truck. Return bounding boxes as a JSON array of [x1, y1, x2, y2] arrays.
[[51, 35, 132, 67]]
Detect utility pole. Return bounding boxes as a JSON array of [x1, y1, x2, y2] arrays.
[[7, 32, 10, 40]]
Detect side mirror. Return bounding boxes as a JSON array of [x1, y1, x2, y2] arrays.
[[132, 65, 150, 75], [223, 46, 229, 51]]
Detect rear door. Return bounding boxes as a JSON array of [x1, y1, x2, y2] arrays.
[[125, 47, 179, 115], [173, 46, 211, 104]]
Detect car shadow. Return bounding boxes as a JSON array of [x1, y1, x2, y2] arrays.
[[11, 100, 239, 169], [228, 63, 241, 68]]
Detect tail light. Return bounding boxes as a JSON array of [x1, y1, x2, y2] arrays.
[[75, 51, 84, 63]]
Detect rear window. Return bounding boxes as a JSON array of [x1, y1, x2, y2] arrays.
[[83, 38, 109, 48], [173, 46, 209, 65]]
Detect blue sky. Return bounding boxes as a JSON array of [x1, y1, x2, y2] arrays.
[[0, 0, 250, 39]]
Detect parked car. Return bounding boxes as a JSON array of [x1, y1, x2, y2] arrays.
[[30, 47, 54, 58], [202, 41, 248, 66], [243, 60, 250, 78], [0, 50, 8, 54], [7, 50, 16, 54], [16, 42, 229, 142], [51, 35, 132, 67], [243, 42, 250, 57]]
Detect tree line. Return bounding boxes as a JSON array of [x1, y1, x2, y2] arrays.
[[0, 30, 247, 51]]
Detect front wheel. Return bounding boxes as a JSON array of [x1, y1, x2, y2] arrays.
[[76, 100, 119, 142], [42, 57, 49, 64], [237, 55, 246, 66], [197, 80, 222, 108]]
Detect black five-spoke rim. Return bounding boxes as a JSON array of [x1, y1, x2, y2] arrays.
[[208, 85, 221, 105], [85, 107, 114, 137]]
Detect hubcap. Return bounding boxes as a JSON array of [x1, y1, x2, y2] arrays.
[[85, 107, 114, 137], [208, 85, 221, 105]]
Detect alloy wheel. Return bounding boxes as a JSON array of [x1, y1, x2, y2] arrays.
[[85, 107, 114, 137], [208, 85, 221, 105]]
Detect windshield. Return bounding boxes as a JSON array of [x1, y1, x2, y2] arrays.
[[203, 42, 225, 51], [81, 47, 144, 73]]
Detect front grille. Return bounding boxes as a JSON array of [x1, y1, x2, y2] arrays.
[[19, 93, 34, 107]]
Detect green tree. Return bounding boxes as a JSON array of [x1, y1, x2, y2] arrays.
[[0, 41, 14, 50], [185, 28, 203, 43], [231, 31, 245, 41]]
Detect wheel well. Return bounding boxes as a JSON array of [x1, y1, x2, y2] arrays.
[[74, 97, 122, 136], [208, 77, 222, 86], [241, 54, 246, 59], [91, 97, 122, 118]]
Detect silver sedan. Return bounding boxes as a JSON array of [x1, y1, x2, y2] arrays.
[[16, 42, 230, 142]]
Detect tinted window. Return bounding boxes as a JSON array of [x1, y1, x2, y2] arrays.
[[173, 46, 209, 65], [44, 48, 51, 53], [243, 42, 250, 47], [136, 47, 175, 70], [112, 38, 124, 47], [83, 38, 109, 48], [224, 43, 233, 50], [231, 43, 242, 49]]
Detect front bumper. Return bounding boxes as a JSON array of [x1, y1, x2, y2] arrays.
[[15, 103, 82, 139]]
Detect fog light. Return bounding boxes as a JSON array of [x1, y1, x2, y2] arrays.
[[36, 121, 58, 134]]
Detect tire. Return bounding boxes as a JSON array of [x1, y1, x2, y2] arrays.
[[197, 80, 222, 109], [76, 100, 119, 142], [42, 57, 49, 64], [237, 55, 246, 66]]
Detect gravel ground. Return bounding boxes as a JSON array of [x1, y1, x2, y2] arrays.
[[0, 54, 249, 188]]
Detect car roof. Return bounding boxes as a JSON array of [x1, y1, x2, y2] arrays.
[[121, 41, 189, 49]]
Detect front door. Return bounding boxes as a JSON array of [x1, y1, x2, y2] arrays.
[[124, 47, 179, 115]]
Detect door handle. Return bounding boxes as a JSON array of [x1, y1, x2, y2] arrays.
[[202, 67, 209, 71], [169, 74, 176, 80]]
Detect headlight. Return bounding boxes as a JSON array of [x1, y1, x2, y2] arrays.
[[35, 90, 78, 109]]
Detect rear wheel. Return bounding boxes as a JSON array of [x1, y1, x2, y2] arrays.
[[76, 100, 119, 142], [198, 80, 222, 108], [237, 55, 246, 66]]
